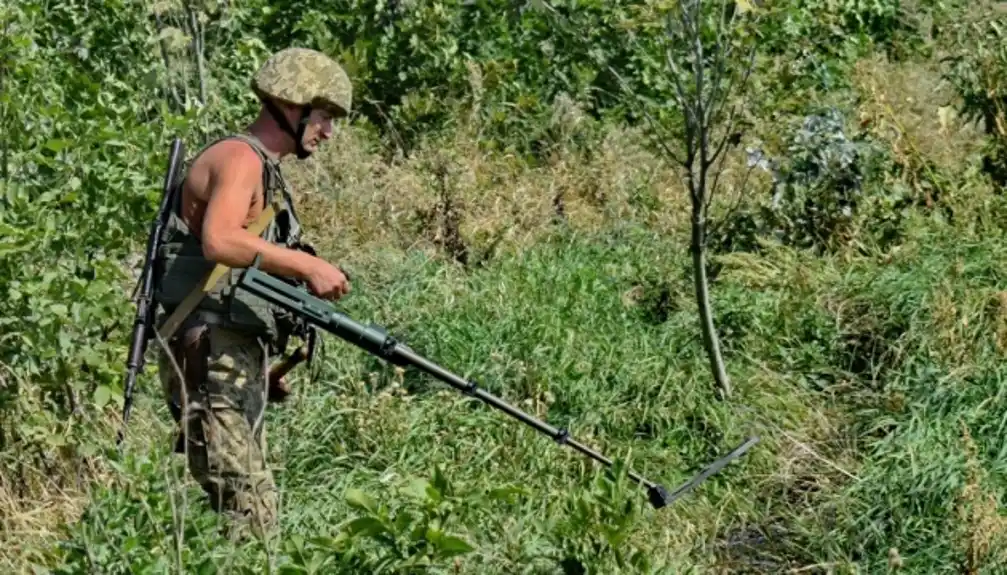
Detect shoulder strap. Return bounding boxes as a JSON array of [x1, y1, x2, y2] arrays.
[[229, 133, 283, 207]]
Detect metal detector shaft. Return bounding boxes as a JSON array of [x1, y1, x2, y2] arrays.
[[236, 257, 758, 508]]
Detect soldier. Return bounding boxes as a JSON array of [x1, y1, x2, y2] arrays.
[[153, 47, 352, 539]]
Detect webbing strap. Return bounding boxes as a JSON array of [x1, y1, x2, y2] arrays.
[[157, 203, 278, 341]]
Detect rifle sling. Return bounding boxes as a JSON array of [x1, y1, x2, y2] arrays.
[[157, 204, 277, 341]]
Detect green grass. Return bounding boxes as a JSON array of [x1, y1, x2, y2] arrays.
[[22, 213, 1006, 573]]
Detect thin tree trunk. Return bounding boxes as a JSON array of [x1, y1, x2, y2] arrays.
[[691, 206, 731, 399], [1, 15, 9, 181], [155, 12, 184, 112], [185, 1, 207, 106]]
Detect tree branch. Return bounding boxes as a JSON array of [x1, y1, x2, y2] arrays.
[[706, 161, 760, 242], [707, 40, 758, 170], [154, 12, 184, 112], [604, 63, 687, 167], [184, 1, 207, 107]]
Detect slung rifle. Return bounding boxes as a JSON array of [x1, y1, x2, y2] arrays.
[[118, 138, 186, 446]]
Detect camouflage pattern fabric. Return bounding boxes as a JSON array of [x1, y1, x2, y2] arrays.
[[158, 322, 277, 539], [252, 47, 353, 117]]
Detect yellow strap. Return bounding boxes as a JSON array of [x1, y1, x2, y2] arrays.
[[157, 204, 277, 341]]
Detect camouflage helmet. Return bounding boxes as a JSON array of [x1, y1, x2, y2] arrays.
[[252, 47, 352, 117]]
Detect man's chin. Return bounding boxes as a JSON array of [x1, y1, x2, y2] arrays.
[[297, 143, 318, 158]]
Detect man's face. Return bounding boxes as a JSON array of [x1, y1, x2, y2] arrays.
[[300, 108, 335, 154]]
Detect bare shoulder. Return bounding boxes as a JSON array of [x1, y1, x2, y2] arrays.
[[204, 138, 263, 179]]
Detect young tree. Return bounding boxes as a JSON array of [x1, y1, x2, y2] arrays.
[[615, 0, 761, 400], [524, 0, 760, 400]]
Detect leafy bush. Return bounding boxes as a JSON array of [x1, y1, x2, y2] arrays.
[[239, 0, 929, 157], [764, 107, 884, 250], [940, 4, 1007, 188], [0, 0, 264, 483], [242, 0, 654, 157], [712, 107, 895, 254], [758, 0, 925, 60]]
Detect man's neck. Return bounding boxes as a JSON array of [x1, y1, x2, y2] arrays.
[[246, 113, 292, 160]]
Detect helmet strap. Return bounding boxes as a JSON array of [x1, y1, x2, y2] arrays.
[[262, 98, 314, 159], [293, 104, 313, 159]]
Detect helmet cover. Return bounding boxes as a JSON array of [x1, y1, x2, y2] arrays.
[[252, 47, 352, 116]]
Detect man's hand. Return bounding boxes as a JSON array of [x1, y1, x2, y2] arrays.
[[304, 257, 351, 300]]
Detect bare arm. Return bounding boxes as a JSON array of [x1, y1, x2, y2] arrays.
[[200, 142, 313, 280]]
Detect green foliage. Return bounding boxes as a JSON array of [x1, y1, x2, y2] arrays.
[[39, 454, 229, 574], [757, 0, 923, 63], [750, 107, 888, 251], [548, 460, 655, 574], [243, 0, 657, 156], [157, 0, 936, 160], [0, 0, 160, 451], [315, 468, 482, 573], [939, 4, 1007, 188], [711, 105, 921, 256], [0, 0, 262, 482]]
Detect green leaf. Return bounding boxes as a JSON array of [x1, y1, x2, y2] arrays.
[[345, 487, 378, 513], [44, 139, 72, 152], [308, 552, 327, 572], [93, 385, 112, 408], [286, 533, 306, 556], [432, 465, 451, 498], [425, 525, 443, 543], [58, 331, 72, 351], [308, 534, 347, 550], [196, 558, 218, 575], [486, 485, 526, 503], [400, 477, 431, 501], [342, 516, 388, 538], [436, 535, 475, 557]]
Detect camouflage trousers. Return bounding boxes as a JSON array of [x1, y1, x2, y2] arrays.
[[157, 322, 278, 538]]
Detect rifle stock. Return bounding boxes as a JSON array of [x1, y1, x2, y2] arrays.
[[235, 255, 758, 509], [118, 138, 185, 446]]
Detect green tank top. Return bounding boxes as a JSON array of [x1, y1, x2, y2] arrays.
[[153, 133, 305, 347]]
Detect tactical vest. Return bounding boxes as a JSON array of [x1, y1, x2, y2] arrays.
[[154, 133, 304, 350]]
